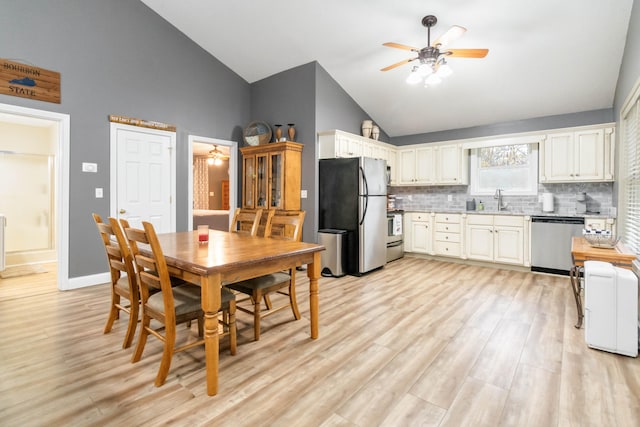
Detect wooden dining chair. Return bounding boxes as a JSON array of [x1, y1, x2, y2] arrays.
[[228, 210, 306, 341], [229, 207, 265, 236], [92, 213, 140, 349], [123, 220, 236, 387]]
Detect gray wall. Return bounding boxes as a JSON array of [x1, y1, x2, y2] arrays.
[[249, 62, 391, 243], [249, 62, 317, 242], [0, 0, 250, 278], [315, 63, 390, 143], [614, 0, 640, 116], [392, 108, 615, 146]]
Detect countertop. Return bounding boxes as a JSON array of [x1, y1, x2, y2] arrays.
[[403, 209, 613, 218]]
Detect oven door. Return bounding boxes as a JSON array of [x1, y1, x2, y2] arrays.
[[387, 213, 403, 244]]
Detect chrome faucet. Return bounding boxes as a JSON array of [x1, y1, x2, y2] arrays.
[[494, 188, 508, 211]]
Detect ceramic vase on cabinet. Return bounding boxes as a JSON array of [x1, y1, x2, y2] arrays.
[[371, 125, 380, 140], [274, 124, 282, 142], [362, 120, 373, 138], [287, 123, 296, 141]]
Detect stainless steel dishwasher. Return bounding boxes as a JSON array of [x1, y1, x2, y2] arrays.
[[531, 216, 584, 275]]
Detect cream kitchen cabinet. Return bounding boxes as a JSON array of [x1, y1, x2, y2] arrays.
[[398, 146, 435, 185], [437, 143, 468, 185], [318, 129, 398, 184], [408, 212, 434, 254], [465, 214, 530, 266], [398, 143, 467, 186], [318, 130, 362, 158], [540, 126, 615, 183], [434, 213, 462, 257]]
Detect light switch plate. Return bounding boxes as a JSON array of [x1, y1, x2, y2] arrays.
[[95, 188, 103, 198], [301, 190, 307, 199], [82, 162, 97, 173]]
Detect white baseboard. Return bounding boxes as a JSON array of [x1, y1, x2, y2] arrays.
[[63, 272, 111, 290]]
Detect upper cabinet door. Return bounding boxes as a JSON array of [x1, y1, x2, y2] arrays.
[[543, 132, 575, 181], [269, 151, 284, 208], [415, 146, 435, 184], [437, 145, 461, 184], [243, 155, 256, 208], [398, 149, 416, 184], [574, 129, 605, 181]]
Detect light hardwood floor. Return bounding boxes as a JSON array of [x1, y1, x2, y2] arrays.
[[1, 257, 639, 426]]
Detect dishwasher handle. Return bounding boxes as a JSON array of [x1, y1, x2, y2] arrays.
[[531, 216, 585, 225]]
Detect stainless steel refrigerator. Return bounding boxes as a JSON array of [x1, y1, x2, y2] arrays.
[[319, 157, 387, 275]]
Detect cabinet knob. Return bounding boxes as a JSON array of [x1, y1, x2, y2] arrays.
[[445, 236, 449, 240]]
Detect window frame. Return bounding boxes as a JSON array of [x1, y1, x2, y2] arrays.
[[619, 75, 640, 257]]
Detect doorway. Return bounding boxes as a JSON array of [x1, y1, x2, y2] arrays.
[[0, 102, 70, 289], [110, 123, 177, 233], [188, 135, 237, 231]]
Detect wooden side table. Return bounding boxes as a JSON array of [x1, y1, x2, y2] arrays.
[[570, 236, 636, 328]]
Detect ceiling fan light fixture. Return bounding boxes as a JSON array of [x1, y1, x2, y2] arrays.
[[406, 69, 423, 84], [207, 145, 227, 166], [425, 74, 442, 86], [417, 63, 433, 77], [436, 62, 453, 77]]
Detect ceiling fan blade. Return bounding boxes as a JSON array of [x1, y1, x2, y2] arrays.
[[445, 48, 489, 58], [380, 58, 417, 72], [432, 25, 466, 47], [383, 42, 420, 52]]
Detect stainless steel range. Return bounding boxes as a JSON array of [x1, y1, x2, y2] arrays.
[[386, 210, 404, 262]]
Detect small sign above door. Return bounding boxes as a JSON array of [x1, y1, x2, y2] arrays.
[[109, 114, 176, 132], [0, 59, 61, 104]]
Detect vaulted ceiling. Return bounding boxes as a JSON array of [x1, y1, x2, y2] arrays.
[[141, 0, 634, 137]]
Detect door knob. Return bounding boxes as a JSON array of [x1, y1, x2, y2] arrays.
[[119, 209, 126, 214]]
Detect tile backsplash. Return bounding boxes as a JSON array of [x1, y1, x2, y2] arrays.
[[390, 182, 614, 216]]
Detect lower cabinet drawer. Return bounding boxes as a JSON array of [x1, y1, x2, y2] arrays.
[[434, 232, 460, 243], [434, 241, 461, 257]]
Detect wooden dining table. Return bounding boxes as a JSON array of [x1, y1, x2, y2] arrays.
[[569, 236, 636, 329], [141, 229, 325, 396]]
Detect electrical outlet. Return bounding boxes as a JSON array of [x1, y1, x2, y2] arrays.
[[447, 194, 453, 202], [407, 195, 413, 201]]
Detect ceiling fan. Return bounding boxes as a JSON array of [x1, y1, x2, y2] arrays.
[[207, 145, 229, 165], [381, 15, 489, 86]]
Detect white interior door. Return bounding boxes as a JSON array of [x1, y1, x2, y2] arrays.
[[111, 123, 176, 233]]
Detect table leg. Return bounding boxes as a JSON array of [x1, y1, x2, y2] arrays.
[[569, 266, 584, 329], [307, 252, 321, 339], [201, 273, 221, 396]]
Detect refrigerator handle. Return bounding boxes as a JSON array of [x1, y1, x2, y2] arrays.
[[359, 166, 368, 226]]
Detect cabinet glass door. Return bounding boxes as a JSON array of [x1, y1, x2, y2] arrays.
[[256, 154, 268, 207], [270, 152, 283, 208], [243, 156, 255, 208]]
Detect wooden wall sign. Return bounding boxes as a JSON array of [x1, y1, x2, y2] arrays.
[[109, 115, 177, 132], [0, 59, 61, 104]]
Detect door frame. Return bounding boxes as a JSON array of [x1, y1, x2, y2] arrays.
[[110, 122, 177, 231], [187, 134, 237, 230], [0, 102, 70, 290]]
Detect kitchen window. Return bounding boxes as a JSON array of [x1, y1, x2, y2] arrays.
[[619, 79, 640, 255], [470, 143, 538, 196]]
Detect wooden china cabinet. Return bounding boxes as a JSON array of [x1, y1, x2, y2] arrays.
[[240, 141, 303, 211]]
